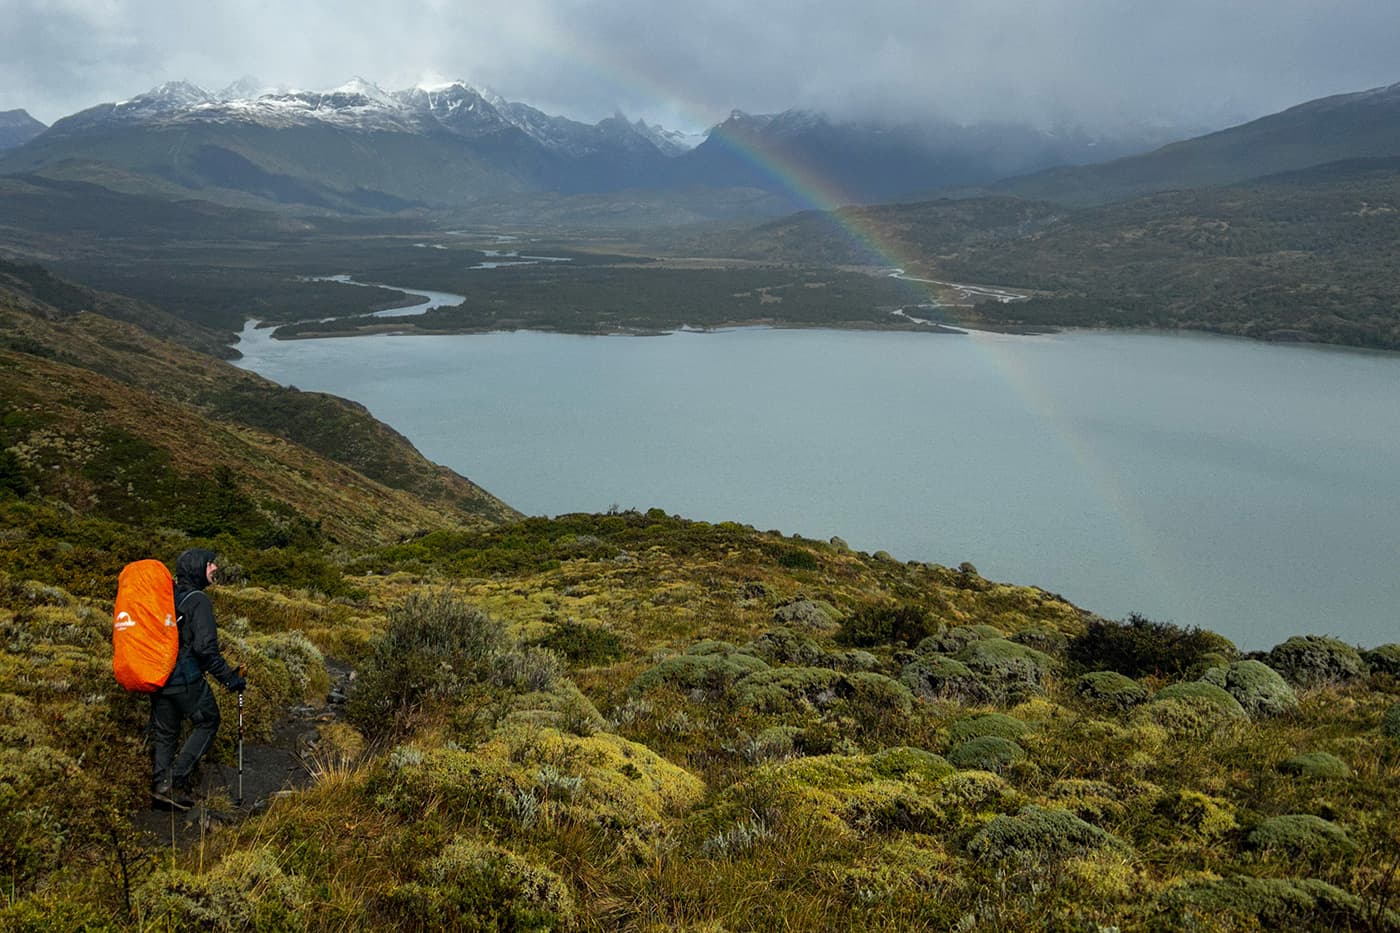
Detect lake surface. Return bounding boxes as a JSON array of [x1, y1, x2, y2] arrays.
[[235, 320, 1400, 650]]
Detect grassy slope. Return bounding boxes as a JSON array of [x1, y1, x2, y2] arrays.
[[2, 507, 1398, 930], [0, 282, 517, 546]]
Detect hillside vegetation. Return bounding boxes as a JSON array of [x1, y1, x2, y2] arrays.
[[2, 279, 1399, 931], [722, 159, 1400, 349]]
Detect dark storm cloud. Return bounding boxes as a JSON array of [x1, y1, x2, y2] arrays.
[[3, 0, 1398, 132]]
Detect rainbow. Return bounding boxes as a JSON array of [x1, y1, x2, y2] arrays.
[[490, 46, 1186, 615]]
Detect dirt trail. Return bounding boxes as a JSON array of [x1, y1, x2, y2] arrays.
[[130, 661, 352, 848]]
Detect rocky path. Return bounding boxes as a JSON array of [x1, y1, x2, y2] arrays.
[[130, 661, 352, 848]]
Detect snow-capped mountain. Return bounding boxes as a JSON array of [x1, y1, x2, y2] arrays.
[[45, 78, 692, 157], [1, 74, 1236, 215]]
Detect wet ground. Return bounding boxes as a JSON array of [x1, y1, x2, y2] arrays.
[[130, 661, 352, 848]]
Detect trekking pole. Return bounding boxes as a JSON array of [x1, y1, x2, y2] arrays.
[[236, 666, 245, 808]]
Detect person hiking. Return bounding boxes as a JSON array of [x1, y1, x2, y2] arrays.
[[149, 547, 245, 810]]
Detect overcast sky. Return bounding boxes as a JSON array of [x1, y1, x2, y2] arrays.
[[3, 0, 1398, 133]]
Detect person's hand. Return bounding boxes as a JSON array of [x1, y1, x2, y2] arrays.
[[226, 673, 247, 692]]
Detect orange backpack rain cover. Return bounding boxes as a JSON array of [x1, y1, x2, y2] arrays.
[[113, 559, 179, 692]]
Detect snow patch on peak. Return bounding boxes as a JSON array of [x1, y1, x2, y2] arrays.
[[217, 75, 274, 101], [328, 77, 394, 106]]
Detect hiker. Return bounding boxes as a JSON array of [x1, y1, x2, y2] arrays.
[[148, 548, 245, 809]]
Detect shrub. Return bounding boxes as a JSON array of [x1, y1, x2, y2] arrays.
[[1265, 635, 1369, 688], [900, 656, 996, 705], [346, 591, 507, 737], [777, 548, 818, 571], [1248, 814, 1357, 859], [489, 646, 564, 693], [837, 601, 937, 648], [1361, 643, 1400, 676], [1200, 660, 1298, 718], [956, 638, 1054, 702], [530, 620, 624, 666], [1069, 613, 1235, 679], [1158, 875, 1392, 931], [947, 736, 1026, 773], [1010, 625, 1068, 658], [389, 836, 575, 931], [1071, 671, 1149, 714], [948, 713, 1031, 745], [967, 805, 1120, 862], [1383, 702, 1400, 740], [1278, 752, 1350, 779]]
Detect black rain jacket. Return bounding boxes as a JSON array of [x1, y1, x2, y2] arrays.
[[166, 548, 238, 689]]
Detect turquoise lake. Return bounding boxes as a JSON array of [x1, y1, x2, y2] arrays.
[[234, 322, 1400, 650]]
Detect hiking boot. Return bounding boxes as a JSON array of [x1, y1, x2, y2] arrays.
[[151, 781, 193, 811]]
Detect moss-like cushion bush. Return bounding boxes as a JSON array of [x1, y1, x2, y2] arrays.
[[843, 672, 916, 718], [1200, 659, 1298, 718], [378, 728, 705, 836], [967, 804, 1120, 862], [896, 655, 988, 704], [868, 747, 955, 784], [1278, 751, 1350, 779], [1158, 875, 1393, 931], [772, 597, 837, 630], [629, 650, 769, 696], [948, 712, 1032, 745], [947, 735, 1026, 772], [733, 666, 847, 712], [1362, 643, 1400, 676], [1150, 682, 1248, 719], [743, 626, 832, 667], [1384, 702, 1400, 740], [135, 848, 311, 932], [1248, 814, 1357, 858], [701, 752, 974, 842], [1265, 635, 1369, 688], [915, 624, 992, 657], [1071, 670, 1149, 714], [956, 638, 1054, 702], [389, 836, 575, 930]]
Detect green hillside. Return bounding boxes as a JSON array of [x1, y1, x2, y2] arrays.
[[720, 159, 1400, 350], [2, 274, 1399, 931]]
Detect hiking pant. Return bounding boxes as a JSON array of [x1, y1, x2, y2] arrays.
[[149, 679, 220, 789]]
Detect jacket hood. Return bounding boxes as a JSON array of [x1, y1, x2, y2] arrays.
[[175, 548, 218, 590]]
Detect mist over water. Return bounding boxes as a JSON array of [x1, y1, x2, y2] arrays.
[[235, 323, 1400, 650]]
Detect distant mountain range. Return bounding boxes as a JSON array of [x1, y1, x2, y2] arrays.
[[0, 109, 45, 150], [976, 82, 1400, 205], [0, 77, 1180, 215]]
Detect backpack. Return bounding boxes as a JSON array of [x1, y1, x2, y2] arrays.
[[112, 559, 193, 692]]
